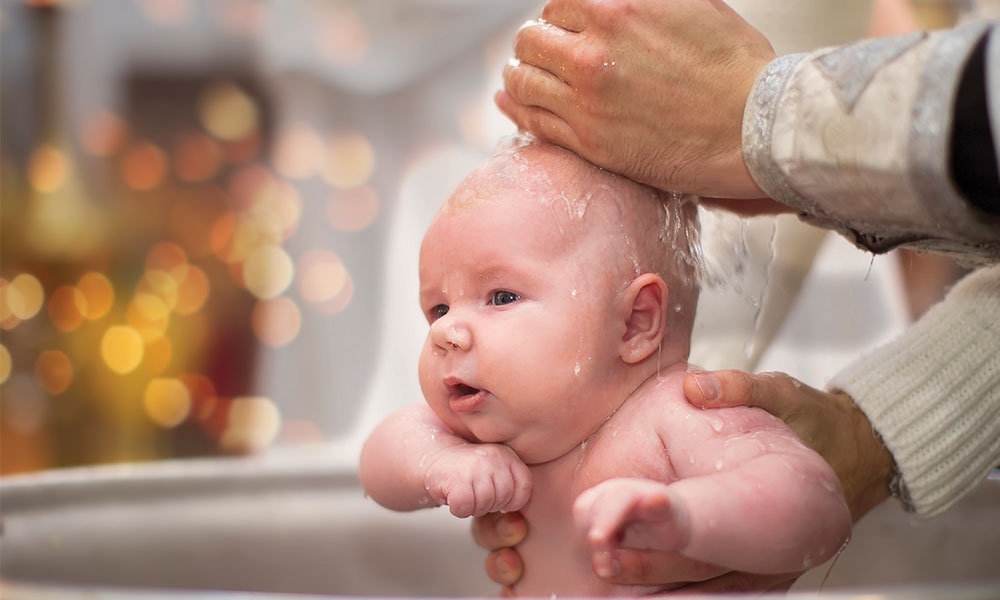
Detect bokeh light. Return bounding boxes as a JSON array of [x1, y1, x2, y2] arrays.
[[172, 131, 222, 183], [77, 272, 115, 320], [137, 269, 180, 312], [198, 81, 259, 142], [272, 123, 324, 180], [28, 145, 70, 193], [1, 375, 50, 434], [327, 185, 380, 232], [8, 273, 45, 320], [34, 350, 74, 396], [296, 250, 346, 305], [101, 326, 145, 374], [323, 132, 375, 189], [168, 186, 227, 259], [143, 377, 192, 428], [174, 265, 210, 315], [242, 244, 294, 299], [251, 296, 301, 348], [48, 285, 88, 333], [127, 294, 171, 343], [220, 396, 281, 453], [120, 140, 168, 191], [146, 242, 189, 281], [0, 344, 12, 385], [143, 336, 174, 375]]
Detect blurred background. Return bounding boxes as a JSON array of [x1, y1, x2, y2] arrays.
[[0, 0, 976, 477], [0, 0, 545, 475]]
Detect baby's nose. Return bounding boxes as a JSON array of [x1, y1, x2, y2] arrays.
[[431, 316, 471, 352]]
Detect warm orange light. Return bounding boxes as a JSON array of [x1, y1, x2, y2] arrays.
[[272, 123, 324, 180], [174, 265, 210, 316], [146, 242, 190, 282], [77, 272, 115, 320], [127, 294, 170, 343], [120, 141, 168, 191], [143, 336, 173, 375], [179, 373, 217, 422], [143, 377, 191, 428], [251, 297, 301, 348], [137, 270, 180, 312], [48, 285, 88, 333], [101, 326, 145, 374], [173, 131, 222, 183], [28, 145, 70, 193], [0, 344, 12, 385], [8, 274, 45, 320], [220, 396, 281, 453], [168, 187, 227, 259], [296, 250, 346, 305], [34, 350, 73, 395]]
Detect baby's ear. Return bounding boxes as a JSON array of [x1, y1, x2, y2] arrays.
[[619, 273, 668, 364]]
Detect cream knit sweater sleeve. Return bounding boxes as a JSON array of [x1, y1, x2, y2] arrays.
[[829, 264, 1000, 517]]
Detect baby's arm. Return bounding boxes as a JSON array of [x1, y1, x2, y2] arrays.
[[576, 404, 851, 574], [359, 403, 532, 517]]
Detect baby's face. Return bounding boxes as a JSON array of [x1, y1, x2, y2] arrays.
[[417, 153, 630, 464]]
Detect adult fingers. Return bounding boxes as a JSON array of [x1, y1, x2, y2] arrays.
[[513, 19, 580, 84], [471, 511, 527, 550], [683, 369, 807, 418], [494, 89, 579, 152], [539, 0, 589, 32], [485, 548, 524, 588]]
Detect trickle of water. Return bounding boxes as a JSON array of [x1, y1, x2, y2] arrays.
[[573, 362, 581, 376], [714, 458, 724, 470], [818, 537, 851, 591], [708, 418, 723, 432]]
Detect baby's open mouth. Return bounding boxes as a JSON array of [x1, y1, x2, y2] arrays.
[[450, 382, 479, 397]]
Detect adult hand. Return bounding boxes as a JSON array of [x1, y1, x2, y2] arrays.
[[472, 511, 800, 593], [497, 0, 777, 200], [684, 370, 896, 521]]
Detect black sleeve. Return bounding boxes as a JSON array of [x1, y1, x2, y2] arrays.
[[950, 35, 1000, 214]]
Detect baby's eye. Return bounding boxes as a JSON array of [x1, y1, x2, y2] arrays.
[[490, 290, 520, 306], [430, 304, 449, 321]]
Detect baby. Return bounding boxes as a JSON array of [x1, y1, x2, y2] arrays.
[[359, 138, 851, 597]]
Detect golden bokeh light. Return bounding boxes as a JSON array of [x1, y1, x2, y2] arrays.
[[143, 378, 192, 428], [242, 244, 294, 299], [35, 350, 74, 396], [120, 141, 168, 191], [0, 278, 15, 324], [137, 269, 180, 312], [198, 81, 259, 142], [220, 130, 262, 164], [296, 250, 346, 305], [77, 272, 115, 320], [324, 133, 375, 189], [0, 344, 11, 385], [272, 123, 324, 180], [220, 396, 281, 453], [101, 326, 145, 374], [227, 163, 271, 210], [28, 145, 70, 193], [173, 131, 222, 183], [48, 285, 88, 333], [251, 296, 301, 348], [314, 272, 354, 315], [174, 265, 210, 315], [327, 185, 380, 232], [8, 273, 45, 320], [127, 294, 171, 343], [80, 110, 128, 157]]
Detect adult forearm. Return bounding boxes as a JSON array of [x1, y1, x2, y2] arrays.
[[743, 21, 1000, 263], [830, 264, 1000, 517]]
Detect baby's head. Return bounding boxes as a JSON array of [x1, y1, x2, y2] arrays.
[[417, 136, 700, 463]]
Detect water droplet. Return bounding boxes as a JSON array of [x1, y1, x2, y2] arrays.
[[708, 418, 723, 432], [573, 362, 581, 376], [714, 458, 724, 470]]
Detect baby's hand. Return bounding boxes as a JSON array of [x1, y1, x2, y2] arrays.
[[424, 444, 532, 518], [574, 478, 691, 560]]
